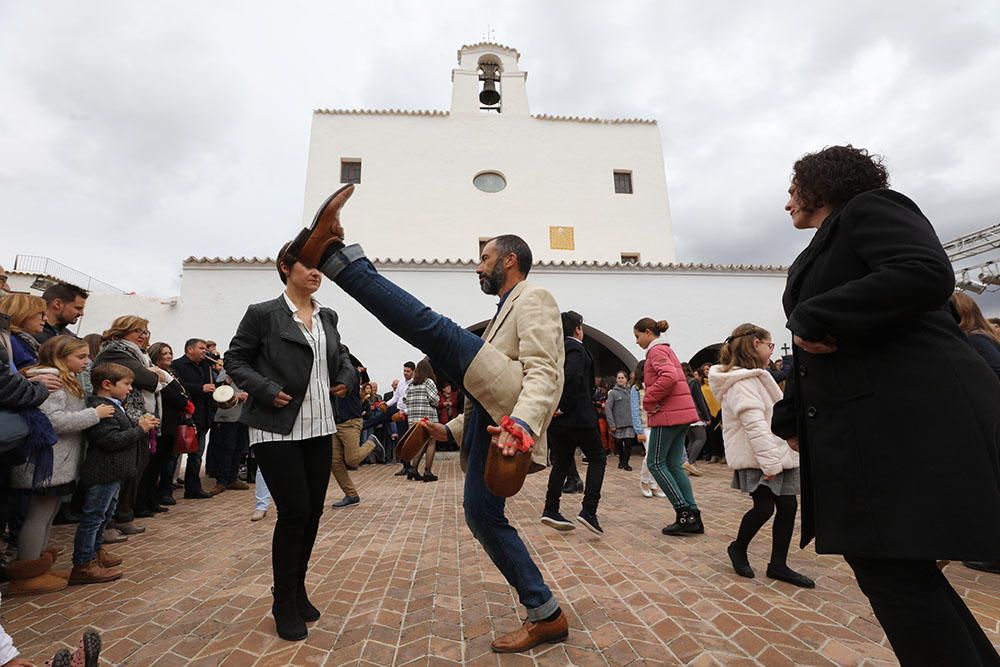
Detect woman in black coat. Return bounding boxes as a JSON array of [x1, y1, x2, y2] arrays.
[[224, 244, 355, 642], [772, 145, 1000, 667]]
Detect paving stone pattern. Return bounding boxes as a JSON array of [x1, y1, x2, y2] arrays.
[[4, 457, 1000, 665]]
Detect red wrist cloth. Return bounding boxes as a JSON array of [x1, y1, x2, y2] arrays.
[[499, 416, 534, 453]]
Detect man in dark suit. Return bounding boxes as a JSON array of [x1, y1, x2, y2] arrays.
[[170, 338, 216, 499], [541, 311, 607, 534]]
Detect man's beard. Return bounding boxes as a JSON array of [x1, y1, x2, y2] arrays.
[[479, 262, 505, 295]]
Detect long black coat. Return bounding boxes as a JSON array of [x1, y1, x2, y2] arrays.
[[225, 295, 355, 436], [772, 189, 1000, 560]]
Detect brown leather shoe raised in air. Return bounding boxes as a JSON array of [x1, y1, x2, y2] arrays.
[[69, 559, 122, 585], [284, 184, 354, 269], [225, 480, 250, 490], [97, 547, 123, 567], [397, 420, 432, 462], [491, 613, 569, 653]]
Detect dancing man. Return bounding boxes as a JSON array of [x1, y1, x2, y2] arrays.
[[284, 184, 569, 653]]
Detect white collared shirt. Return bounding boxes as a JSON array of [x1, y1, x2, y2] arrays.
[[249, 292, 337, 444]]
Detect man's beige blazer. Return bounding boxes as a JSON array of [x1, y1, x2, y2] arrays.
[[447, 280, 565, 470]]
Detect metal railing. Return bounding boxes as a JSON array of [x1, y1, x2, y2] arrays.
[[13, 255, 126, 294]]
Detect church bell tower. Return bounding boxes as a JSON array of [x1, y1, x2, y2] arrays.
[[450, 42, 529, 116]]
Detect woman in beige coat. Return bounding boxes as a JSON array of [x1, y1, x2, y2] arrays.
[[709, 323, 813, 588]]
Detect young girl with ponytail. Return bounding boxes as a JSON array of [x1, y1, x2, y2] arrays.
[[633, 317, 702, 536], [708, 323, 813, 588], [7, 336, 115, 595]]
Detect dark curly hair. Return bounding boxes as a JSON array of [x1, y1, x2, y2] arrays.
[[792, 145, 890, 209]]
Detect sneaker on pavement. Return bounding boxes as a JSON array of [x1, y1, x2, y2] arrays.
[[226, 480, 250, 490], [540, 510, 576, 531], [577, 511, 604, 534], [331, 496, 360, 508], [251, 509, 267, 521]]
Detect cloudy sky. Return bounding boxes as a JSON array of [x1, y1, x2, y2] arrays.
[[2, 1, 999, 299]]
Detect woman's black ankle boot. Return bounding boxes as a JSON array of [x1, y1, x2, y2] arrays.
[[296, 580, 320, 622], [272, 585, 307, 641]]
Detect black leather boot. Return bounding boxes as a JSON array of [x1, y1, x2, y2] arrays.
[[271, 584, 307, 641], [682, 507, 705, 534], [662, 508, 704, 535], [297, 579, 320, 622], [662, 509, 686, 535]]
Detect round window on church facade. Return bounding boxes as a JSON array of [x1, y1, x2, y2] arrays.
[[473, 171, 507, 193]]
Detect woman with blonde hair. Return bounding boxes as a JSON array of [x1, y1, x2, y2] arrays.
[[709, 323, 813, 588], [0, 293, 47, 369]]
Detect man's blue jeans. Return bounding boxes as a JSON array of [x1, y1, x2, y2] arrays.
[[325, 248, 558, 619], [73, 481, 120, 566]]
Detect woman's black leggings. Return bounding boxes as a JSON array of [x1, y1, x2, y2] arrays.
[[252, 436, 332, 594], [733, 486, 797, 566]]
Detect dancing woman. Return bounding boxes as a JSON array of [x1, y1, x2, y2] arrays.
[[225, 243, 355, 641]]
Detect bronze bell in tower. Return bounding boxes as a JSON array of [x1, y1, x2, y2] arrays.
[[479, 63, 501, 106]]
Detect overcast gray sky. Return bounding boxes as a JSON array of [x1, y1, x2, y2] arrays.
[[2, 1, 999, 298]]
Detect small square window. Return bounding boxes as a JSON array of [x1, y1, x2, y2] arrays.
[[614, 171, 633, 194], [621, 253, 640, 265], [341, 160, 362, 184]]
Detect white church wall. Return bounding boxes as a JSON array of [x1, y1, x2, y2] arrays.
[[62, 262, 786, 390], [303, 113, 675, 266], [13, 260, 789, 389]]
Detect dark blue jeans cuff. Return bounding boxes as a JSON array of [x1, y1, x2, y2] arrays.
[[320, 244, 367, 279]]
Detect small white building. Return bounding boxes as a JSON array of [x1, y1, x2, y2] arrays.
[[7, 43, 792, 386]]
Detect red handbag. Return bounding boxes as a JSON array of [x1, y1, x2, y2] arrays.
[[174, 422, 198, 454]]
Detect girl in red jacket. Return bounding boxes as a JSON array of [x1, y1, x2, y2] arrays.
[[634, 318, 703, 536]]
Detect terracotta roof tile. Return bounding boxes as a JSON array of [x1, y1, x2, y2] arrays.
[[182, 256, 787, 273]]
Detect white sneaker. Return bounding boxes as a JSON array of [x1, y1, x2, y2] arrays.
[[653, 487, 667, 498], [639, 482, 654, 498], [251, 509, 267, 521]]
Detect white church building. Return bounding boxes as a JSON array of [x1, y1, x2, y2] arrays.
[[9, 43, 790, 385]]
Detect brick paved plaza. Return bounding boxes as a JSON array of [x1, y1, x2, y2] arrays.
[[4, 456, 1000, 666]]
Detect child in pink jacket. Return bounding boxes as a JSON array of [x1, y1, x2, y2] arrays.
[[633, 317, 702, 536]]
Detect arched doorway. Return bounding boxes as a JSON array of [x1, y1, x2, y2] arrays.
[[465, 321, 637, 381]]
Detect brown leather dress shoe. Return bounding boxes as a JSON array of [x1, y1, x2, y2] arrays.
[[285, 184, 354, 268], [491, 614, 569, 653]]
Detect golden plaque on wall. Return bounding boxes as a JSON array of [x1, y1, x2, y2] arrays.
[[549, 226, 575, 251]]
